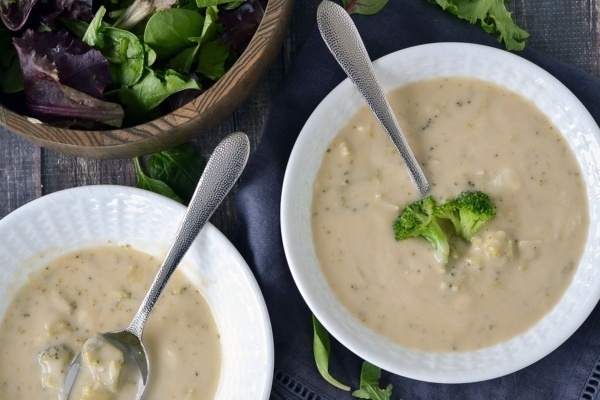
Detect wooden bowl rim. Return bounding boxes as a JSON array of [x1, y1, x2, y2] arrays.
[[0, 0, 293, 158]]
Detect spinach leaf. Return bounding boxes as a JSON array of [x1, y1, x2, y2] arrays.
[[169, 38, 201, 73], [148, 143, 206, 201], [312, 315, 351, 391], [352, 361, 393, 400], [342, 0, 389, 15], [196, 0, 241, 6], [104, 28, 146, 86], [169, 6, 220, 73], [119, 68, 200, 116], [134, 157, 182, 202], [195, 39, 229, 80], [144, 9, 205, 59], [83, 7, 146, 86]]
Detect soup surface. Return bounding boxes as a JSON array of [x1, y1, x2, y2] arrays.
[[312, 77, 589, 352], [0, 245, 221, 399]]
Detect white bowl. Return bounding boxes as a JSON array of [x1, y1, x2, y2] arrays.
[[0, 185, 274, 398], [280, 43, 600, 383]]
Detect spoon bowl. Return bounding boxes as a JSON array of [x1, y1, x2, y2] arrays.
[[62, 132, 250, 400]]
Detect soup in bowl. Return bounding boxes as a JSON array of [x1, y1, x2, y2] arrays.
[[281, 43, 600, 383], [0, 185, 274, 399]]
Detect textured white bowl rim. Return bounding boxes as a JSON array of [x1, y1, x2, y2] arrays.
[[0, 185, 274, 398], [281, 42, 600, 383]]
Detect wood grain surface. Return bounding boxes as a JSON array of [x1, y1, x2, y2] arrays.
[[1, 0, 598, 241]]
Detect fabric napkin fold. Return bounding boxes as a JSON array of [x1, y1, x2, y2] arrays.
[[232, 1, 600, 399]]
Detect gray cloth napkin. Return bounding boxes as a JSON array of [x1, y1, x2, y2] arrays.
[[232, 1, 600, 399]]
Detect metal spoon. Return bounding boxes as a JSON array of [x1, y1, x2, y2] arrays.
[[316, 0, 430, 195], [62, 132, 250, 400]]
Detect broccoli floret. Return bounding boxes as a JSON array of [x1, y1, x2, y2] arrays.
[[394, 196, 450, 264], [436, 191, 496, 242]]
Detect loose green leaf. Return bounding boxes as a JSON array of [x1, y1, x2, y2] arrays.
[[352, 361, 393, 400], [119, 68, 200, 116], [312, 315, 351, 391], [342, 0, 389, 15], [134, 157, 182, 202], [148, 144, 206, 201], [196, 39, 229, 80], [196, 0, 240, 7], [429, 0, 529, 51], [144, 9, 205, 59]]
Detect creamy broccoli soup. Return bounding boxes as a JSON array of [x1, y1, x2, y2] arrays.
[[0, 245, 221, 399], [312, 77, 588, 352]]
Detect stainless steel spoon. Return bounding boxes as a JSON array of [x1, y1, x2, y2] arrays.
[[62, 132, 250, 400], [317, 0, 430, 195]]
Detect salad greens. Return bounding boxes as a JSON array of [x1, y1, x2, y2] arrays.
[[312, 316, 395, 399], [0, 0, 266, 128], [134, 143, 206, 202], [134, 157, 183, 202], [312, 315, 351, 391], [430, 0, 528, 51], [352, 361, 393, 400], [148, 143, 206, 201]]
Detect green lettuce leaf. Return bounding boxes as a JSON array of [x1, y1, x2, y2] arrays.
[[119, 68, 200, 116], [430, 0, 529, 51], [352, 361, 393, 400]]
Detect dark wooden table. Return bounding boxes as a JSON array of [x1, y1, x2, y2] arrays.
[[1, 0, 599, 241]]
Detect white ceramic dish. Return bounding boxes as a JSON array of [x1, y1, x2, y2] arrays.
[[281, 43, 600, 383], [0, 185, 274, 398]]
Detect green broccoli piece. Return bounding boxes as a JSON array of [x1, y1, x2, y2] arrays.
[[436, 191, 496, 242], [394, 196, 450, 264]]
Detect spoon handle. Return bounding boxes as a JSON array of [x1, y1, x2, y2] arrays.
[[316, 0, 430, 195], [127, 132, 250, 338]]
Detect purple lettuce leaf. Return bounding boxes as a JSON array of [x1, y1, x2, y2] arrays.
[[42, 0, 93, 27], [16, 30, 111, 99], [13, 32, 123, 127], [0, 0, 40, 31], [218, 0, 267, 55]]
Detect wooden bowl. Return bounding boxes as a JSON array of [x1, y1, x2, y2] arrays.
[[0, 0, 294, 159]]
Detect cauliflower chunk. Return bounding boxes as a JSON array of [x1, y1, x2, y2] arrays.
[[38, 344, 74, 391], [472, 230, 513, 259], [81, 335, 125, 393]]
